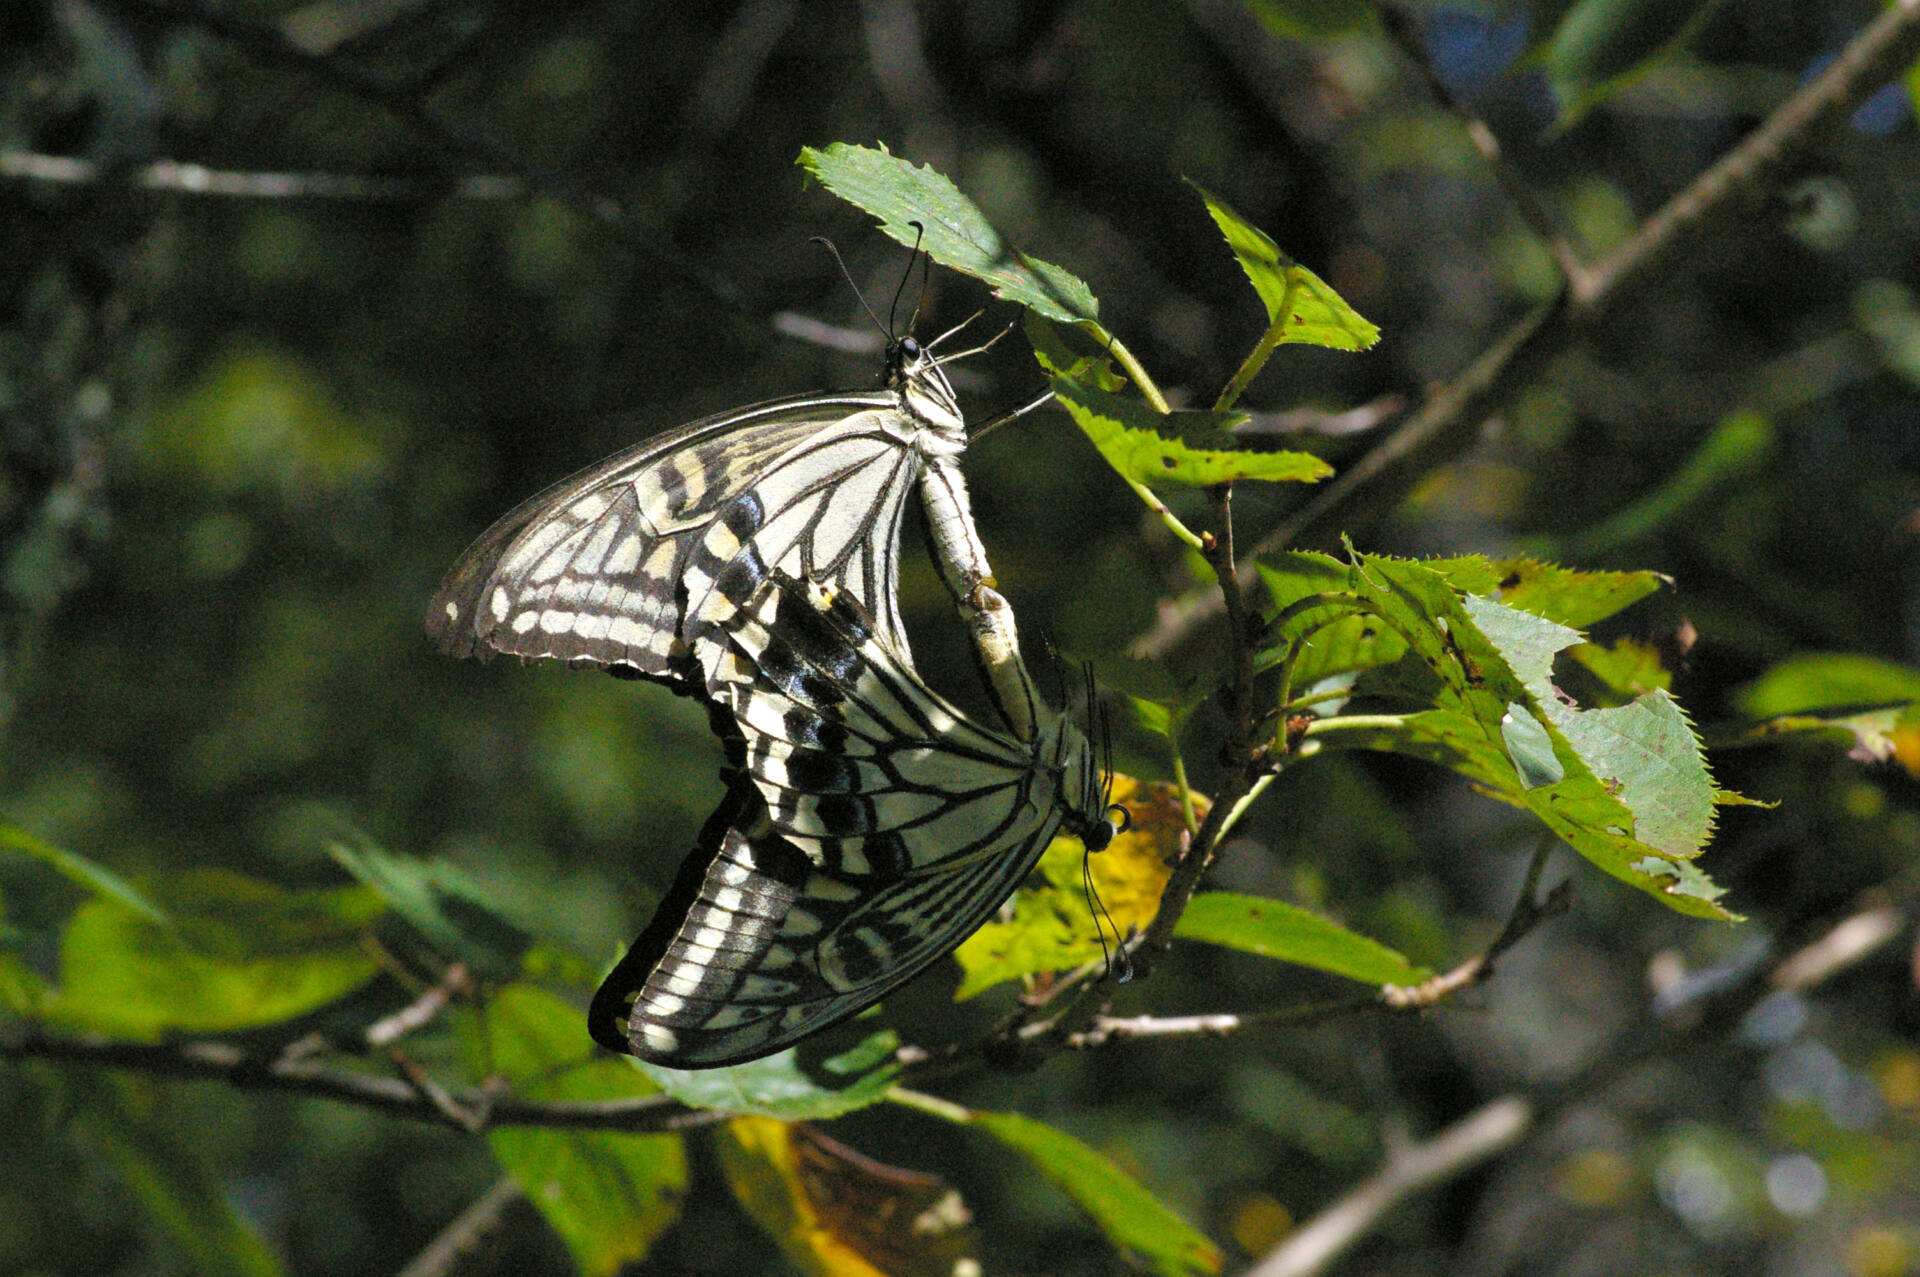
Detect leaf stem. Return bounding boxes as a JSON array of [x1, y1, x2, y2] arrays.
[[1215, 274, 1300, 413], [886, 1087, 974, 1124], [1093, 326, 1171, 414]]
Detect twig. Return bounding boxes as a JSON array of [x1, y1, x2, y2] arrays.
[[1772, 903, 1905, 992], [398, 1177, 525, 1277], [1244, 1097, 1534, 1277], [0, 1026, 719, 1135], [1383, 843, 1571, 1010], [1135, 487, 1265, 962], [365, 963, 473, 1047], [102, 0, 748, 310], [0, 150, 523, 201], [1129, 1, 1920, 662], [1370, 2, 1586, 289]]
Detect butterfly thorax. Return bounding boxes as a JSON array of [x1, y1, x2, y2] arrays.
[[889, 338, 966, 442]]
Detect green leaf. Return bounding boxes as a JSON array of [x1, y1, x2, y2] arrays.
[[968, 1111, 1222, 1277], [1538, 0, 1726, 125], [1052, 374, 1332, 487], [48, 871, 383, 1037], [1300, 552, 1732, 918], [67, 1073, 285, 1277], [466, 986, 685, 1276], [638, 1030, 902, 1120], [1242, 0, 1375, 37], [1025, 312, 1125, 390], [1546, 409, 1770, 558], [1258, 551, 1669, 699], [1173, 892, 1430, 986], [1562, 638, 1673, 707], [325, 828, 532, 981], [1192, 183, 1379, 352], [1417, 555, 1665, 629], [1734, 653, 1920, 717], [1257, 552, 1402, 688], [798, 143, 1100, 326], [1708, 703, 1913, 765], [0, 822, 167, 925]]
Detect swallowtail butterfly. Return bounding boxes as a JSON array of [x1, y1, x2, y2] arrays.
[[425, 336, 1038, 734], [587, 570, 1121, 1066]]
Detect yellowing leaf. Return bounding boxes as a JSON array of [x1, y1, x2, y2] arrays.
[[955, 777, 1197, 999], [719, 1118, 976, 1277]]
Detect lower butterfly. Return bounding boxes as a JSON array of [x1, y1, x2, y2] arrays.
[[588, 570, 1123, 1067]]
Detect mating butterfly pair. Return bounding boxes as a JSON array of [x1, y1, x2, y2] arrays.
[[428, 332, 1122, 1067]]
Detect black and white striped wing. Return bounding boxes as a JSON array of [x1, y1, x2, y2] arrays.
[[588, 572, 1091, 1067], [425, 390, 931, 687]]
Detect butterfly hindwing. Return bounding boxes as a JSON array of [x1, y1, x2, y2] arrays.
[[589, 571, 1099, 1067]]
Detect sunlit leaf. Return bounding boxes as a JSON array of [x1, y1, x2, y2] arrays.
[[1026, 312, 1125, 390], [1295, 552, 1733, 918], [719, 1117, 976, 1277], [66, 1073, 284, 1277], [1563, 638, 1673, 707], [48, 871, 383, 1038], [1052, 374, 1332, 488], [465, 986, 685, 1276], [1418, 555, 1665, 629], [1192, 183, 1379, 351], [968, 1110, 1222, 1277], [1173, 892, 1430, 986], [798, 143, 1100, 326], [955, 777, 1189, 998], [1734, 653, 1920, 717], [639, 1030, 901, 1120]]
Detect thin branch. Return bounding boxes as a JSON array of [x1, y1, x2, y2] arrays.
[[365, 963, 473, 1047], [398, 1177, 525, 1277], [1130, 0, 1920, 662], [1371, 1, 1586, 288], [1245, 1097, 1534, 1277], [1, 150, 522, 201], [1382, 843, 1571, 1010], [103, 0, 749, 311], [0, 1026, 720, 1135], [1135, 487, 1265, 961]]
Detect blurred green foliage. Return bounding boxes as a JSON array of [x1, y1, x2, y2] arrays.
[[5, 1, 1920, 1275]]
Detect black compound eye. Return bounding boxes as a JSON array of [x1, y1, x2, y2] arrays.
[[898, 336, 921, 360]]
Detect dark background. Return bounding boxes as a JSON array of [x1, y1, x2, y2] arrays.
[[4, 1, 1919, 1273]]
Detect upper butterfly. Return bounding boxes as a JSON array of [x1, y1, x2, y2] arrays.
[[426, 335, 972, 691]]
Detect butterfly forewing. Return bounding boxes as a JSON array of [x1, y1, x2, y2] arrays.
[[426, 389, 937, 687], [589, 570, 1100, 1067]]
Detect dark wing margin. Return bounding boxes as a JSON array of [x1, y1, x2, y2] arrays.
[[588, 775, 1067, 1068]]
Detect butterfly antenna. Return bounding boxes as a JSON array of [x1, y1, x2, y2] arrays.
[[889, 221, 930, 339], [1081, 844, 1133, 984], [971, 387, 1057, 444], [812, 236, 889, 339]]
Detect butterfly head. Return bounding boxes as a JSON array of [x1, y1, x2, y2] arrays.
[[1054, 663, 1129, 853], [888, 335, 966, 438]]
